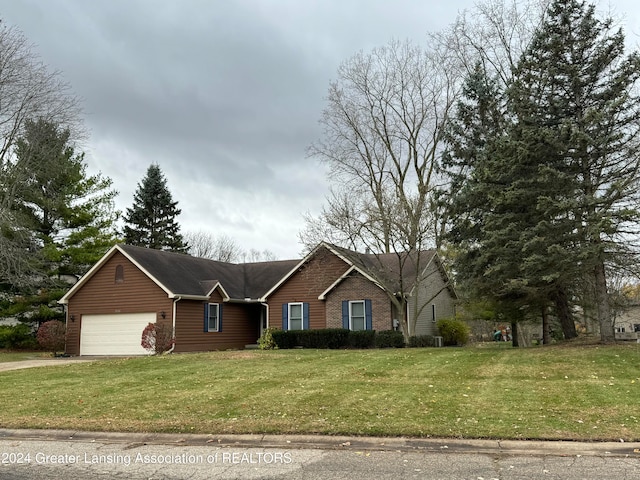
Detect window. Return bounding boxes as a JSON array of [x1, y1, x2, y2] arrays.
[[615, 326, 626, 333], [289, 303, 304, 330], [634, 324, 640, 333], [431, 304, 436, 323], [342, 300, 372, 331], [207, 303, 220, 332], [349, 301, 366, 331], [282, 302, 309, 330], [115, 265, 124, 284]]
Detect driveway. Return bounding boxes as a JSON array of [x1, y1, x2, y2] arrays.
[[0, 358, 96, 372]]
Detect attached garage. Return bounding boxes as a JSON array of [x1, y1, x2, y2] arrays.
[[79, 313, 155, 356]]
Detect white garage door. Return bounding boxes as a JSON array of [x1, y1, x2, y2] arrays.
[[80, 313, 156, 355]]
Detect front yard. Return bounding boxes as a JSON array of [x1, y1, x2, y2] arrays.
[[0, 343, 638, 440]]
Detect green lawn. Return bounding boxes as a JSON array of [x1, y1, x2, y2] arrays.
[[0, 343, 638, 441]]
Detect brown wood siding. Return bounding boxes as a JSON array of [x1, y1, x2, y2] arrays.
[[65, 251, 172, 355], [267, 246, 350, 329], [174, 289, 261, 352], [325, 273, 393, 331]]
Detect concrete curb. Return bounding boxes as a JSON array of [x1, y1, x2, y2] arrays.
[[1, 429, 639, 458]]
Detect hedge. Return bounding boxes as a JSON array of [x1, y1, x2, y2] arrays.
[[375, 330, 405, 348]]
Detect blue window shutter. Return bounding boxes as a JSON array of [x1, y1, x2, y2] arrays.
[[365, 299, 373, 330], [282, 303, 288, 331], [218, 304, 223, 332], [342, 301, 349, 329], [303, 303, 309, 330], [204, 303, 209, 332]]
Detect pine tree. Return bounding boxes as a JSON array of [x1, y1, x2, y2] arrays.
[[445, 0, 640, 343], [12, 118, 119, 277], [123, 164, 188, 253], [507, 0, 640, 342]]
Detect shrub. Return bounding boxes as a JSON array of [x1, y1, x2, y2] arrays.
[[0, 323, 37, 349], [141, 322, 174, 354], [36, 320, 66, 355], [375, 330, 405, 348], [258, 327, 279, 350], [348, 330, 376, 349], [408, 335, 436, 348], [271, 330, 297, 349], [296, 329, 350, 349], [436, 318, 470, 346]]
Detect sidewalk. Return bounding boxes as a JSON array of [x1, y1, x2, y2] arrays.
[[1, 428, 638, 458]]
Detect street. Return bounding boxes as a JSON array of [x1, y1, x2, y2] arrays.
[[1, 431, 639, 479]]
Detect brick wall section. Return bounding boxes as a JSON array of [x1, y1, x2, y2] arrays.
[[325, 272, 394, 331]]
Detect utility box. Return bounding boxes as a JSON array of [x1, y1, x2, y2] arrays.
[[434, 336, 443, 347]]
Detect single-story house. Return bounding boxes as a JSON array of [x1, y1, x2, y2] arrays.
[[613, 302, 640, 341], [59, 242, 456, 355]]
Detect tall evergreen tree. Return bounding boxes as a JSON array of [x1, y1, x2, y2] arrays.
[[445, 0, 640, 343], [12, 118, 119, 277], [123, 164, 187, 253], [507, 0, 640, 342]]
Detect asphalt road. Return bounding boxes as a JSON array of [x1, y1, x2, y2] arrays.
[[1, 430, 639, 480]]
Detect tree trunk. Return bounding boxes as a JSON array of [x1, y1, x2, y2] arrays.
[[541, 306, 551, 345], [553, 286, 577, 340], [510, 322, 519, 347], [394, 298, 410, 343], [594, 261, 615, 343]]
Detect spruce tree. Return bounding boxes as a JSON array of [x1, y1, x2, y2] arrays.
[[446, 0, 640, 343], [123, 164, 188, 253], [507, 0, 640, 342], [12, 118, 119, 277]]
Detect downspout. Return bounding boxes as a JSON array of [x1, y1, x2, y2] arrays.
[[166, 296, 181, 354]]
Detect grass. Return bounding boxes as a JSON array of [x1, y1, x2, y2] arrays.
[[0, 342, 639, 441]]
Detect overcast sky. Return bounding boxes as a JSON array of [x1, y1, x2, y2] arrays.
[[1, 1, 640, 260]]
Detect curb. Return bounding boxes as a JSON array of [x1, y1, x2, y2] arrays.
[[1, 429, 639, 458]]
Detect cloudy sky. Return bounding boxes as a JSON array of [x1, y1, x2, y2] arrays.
[[1, 0, 640, 259]]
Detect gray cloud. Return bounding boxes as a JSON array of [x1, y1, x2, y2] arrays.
[[3, 0, 637, 258]]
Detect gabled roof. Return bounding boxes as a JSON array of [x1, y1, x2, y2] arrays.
[[262, 241, 448, 300], [324, 243, 441, 296], [60, 242, 455, 306], [59, 244, 299, 304]]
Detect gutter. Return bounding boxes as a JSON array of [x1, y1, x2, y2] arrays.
[[166, 296, 181, 354]]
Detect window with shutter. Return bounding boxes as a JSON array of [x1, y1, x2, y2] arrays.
[[288, 302, 304, 330], [207, 303, 220, 332]]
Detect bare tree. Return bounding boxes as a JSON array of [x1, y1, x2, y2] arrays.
[[242, 248, 277, 263], [0, 21, 82, 286], [185, 231, 277, 263], [185, 231, 243, 262], [302, 38, 459, 340], [434, 0, 550, 87]]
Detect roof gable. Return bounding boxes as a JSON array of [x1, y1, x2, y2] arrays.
[[60, 244, 300, 304]]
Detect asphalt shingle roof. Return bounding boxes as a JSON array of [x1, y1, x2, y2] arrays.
[[119, 244, 299, 299]]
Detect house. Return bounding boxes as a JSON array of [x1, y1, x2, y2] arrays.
[[613, 302, 640, 341], [59, 242, 456, 355]]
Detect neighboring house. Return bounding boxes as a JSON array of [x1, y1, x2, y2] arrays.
[[59, 242, 456, 355], [614, 302, 640, 341]]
